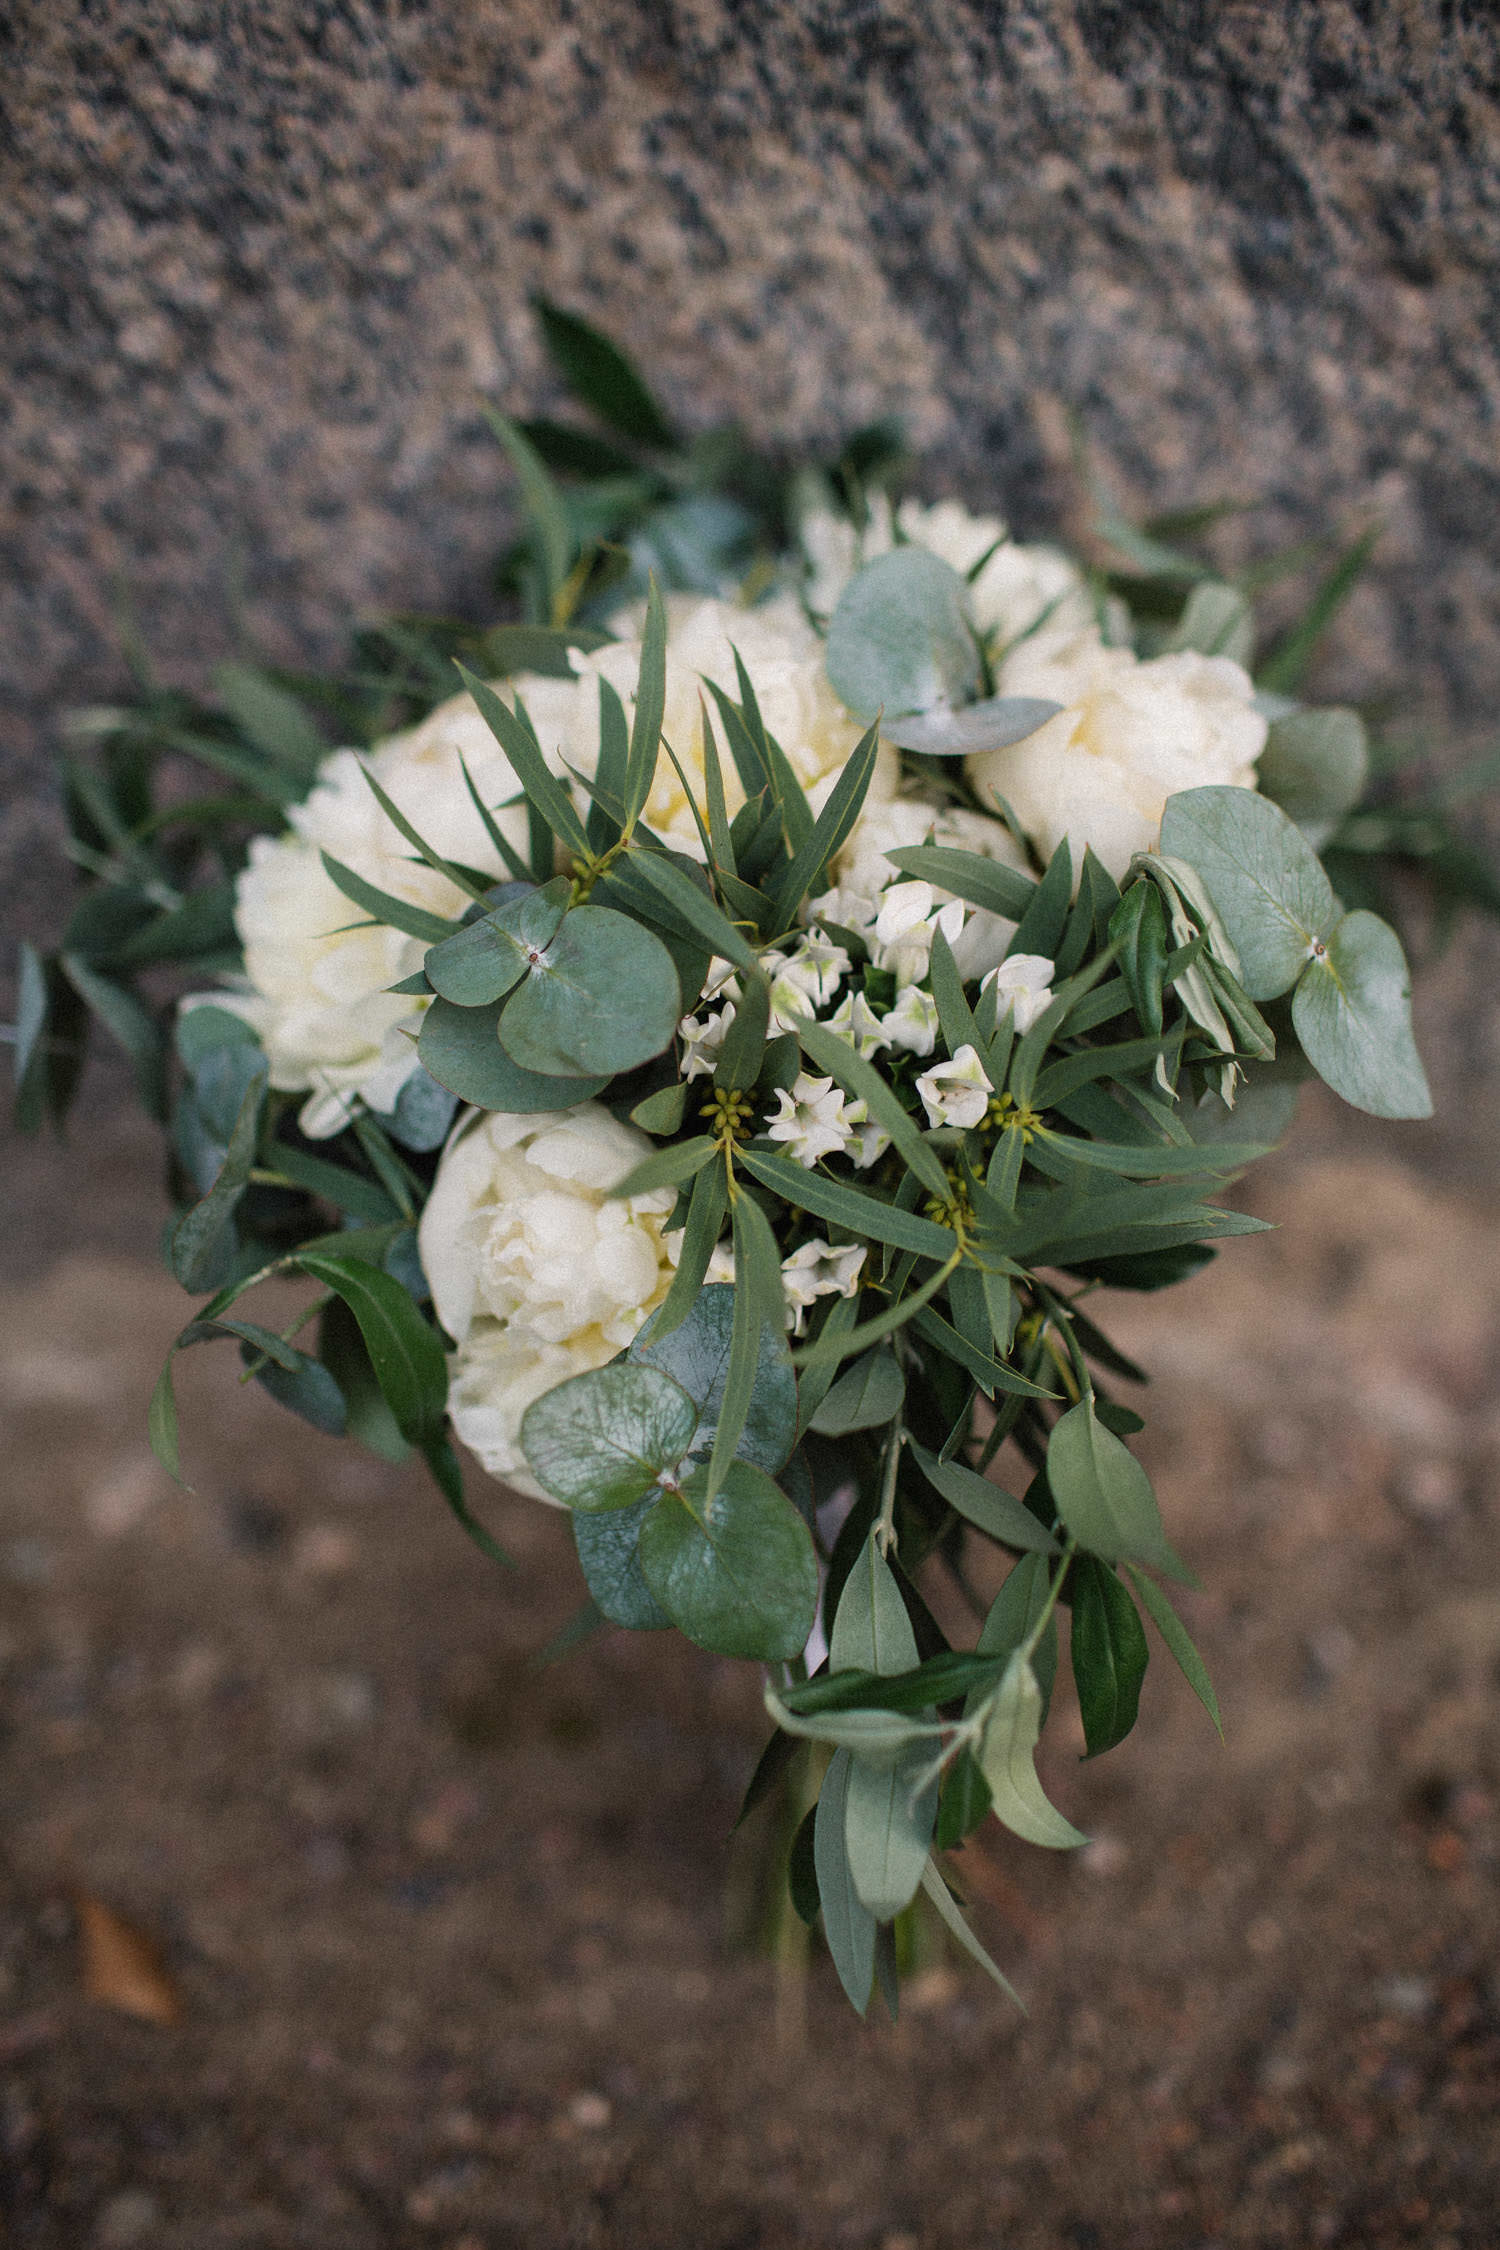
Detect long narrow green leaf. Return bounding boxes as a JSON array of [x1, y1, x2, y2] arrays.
[[481, 406, 574, 613], [884, 845, 1036, 922], [320, 852, 458, 945], [532, 296, 677, 449], [1257, 527, 1380, 696], [1124, 1564, 1223, 1738], [627, 847, 759, 969], [927, 926, 990, 1074], [919, 1860, 1023, 2009], [644, 1158, 729, 1341], [737, 1147, 956, 1260], [792, 1257, 958, 1372], [458, 753, 531, 882], [623, 578, 668, 830], [454, 663, 593, 860], [58, 955, 166, 1118], [771, 721, 881, 930], [707, 1192, 783, 1499], [699, 699, 736, 872], [609, 1136, 718, 1199], [354, 762, 490, 903], [796, 1020, 952, 1202], [590, 678, 630, 854], [732, 649, 813, 853], [911, 1307, 1061, 1400]]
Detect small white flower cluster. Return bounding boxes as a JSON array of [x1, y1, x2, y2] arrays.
[[674, 880, 1056, 1159]]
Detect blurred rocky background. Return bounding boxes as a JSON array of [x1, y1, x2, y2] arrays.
[[5, 1, 1500, 946], [3, 10, 1500, 2245]]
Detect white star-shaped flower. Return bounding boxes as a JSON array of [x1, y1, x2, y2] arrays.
[[778, 931, 852, 1008], [881, 982, 941, 1058], [870, 882, 967, 984], [980, 953, 1054, 1034], [823, 987, 891, 1059], [679, 1002, 735, 1080], [843, 1099, 891, 1170], [914, 1043, 992, 1129], [780, 1238, 867, 1335], [765, 1073, 861, 1168]]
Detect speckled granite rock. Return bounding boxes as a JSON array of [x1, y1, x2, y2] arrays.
[[3, 0, 1499, 972]]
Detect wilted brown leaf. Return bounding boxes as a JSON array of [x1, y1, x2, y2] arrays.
[[74, 1890, 181, 2025]]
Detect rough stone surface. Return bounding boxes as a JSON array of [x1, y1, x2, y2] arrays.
[[3, 0, 1499, 982]]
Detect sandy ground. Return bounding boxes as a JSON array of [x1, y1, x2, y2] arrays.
[[0, 1114, 1497, 2249]]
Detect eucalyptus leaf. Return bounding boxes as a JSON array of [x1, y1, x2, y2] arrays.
[[417, 997, 608, 1111], [630, 1282, 796, 1477], [825, 549, 980, 723], [880, 696, 1062, 757], [638, 1459, 818, 1661], [519, 1361, 699, 1510], [499, 905, 680, 1077], [1159, 787, 1337, 1000], [574, 1495, 673, 1629], [1167, 582, 1254, 667], [423, 881, 568, 1006], [1291, 908, 1432, 1118], [1257, 706, 1369, 847]]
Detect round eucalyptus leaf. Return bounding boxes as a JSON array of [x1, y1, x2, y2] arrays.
[[574, 1495, 672, 1629], [1291, 908, 1432, 1119], [379, 1066, 459, 1152], [1167, 581, 1254, 667], [631, 1282, 796, 1473], [1256, 707, 1369, 849], [520, 1361, 700, 1510], [1159, 785, 1337, 1000], [417, 997, 608, 1111], [825, 548, 981, 723], [638, 1459, 818, 1660], [879, 696, 1062, 757], [499, 906, 681, 1078], [424, 916, 529, 1007]]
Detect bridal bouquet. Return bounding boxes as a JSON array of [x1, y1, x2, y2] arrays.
[[15, 308, 1482, 2016]]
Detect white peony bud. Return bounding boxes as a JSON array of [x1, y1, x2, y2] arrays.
[[418, 1105, 680, 1498]]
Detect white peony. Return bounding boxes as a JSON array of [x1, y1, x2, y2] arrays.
[[223, 687, 547, 1138], [510, 591, 887, 857], [968, 632, 1266, 882], [418, 1105, 680, 1498]]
